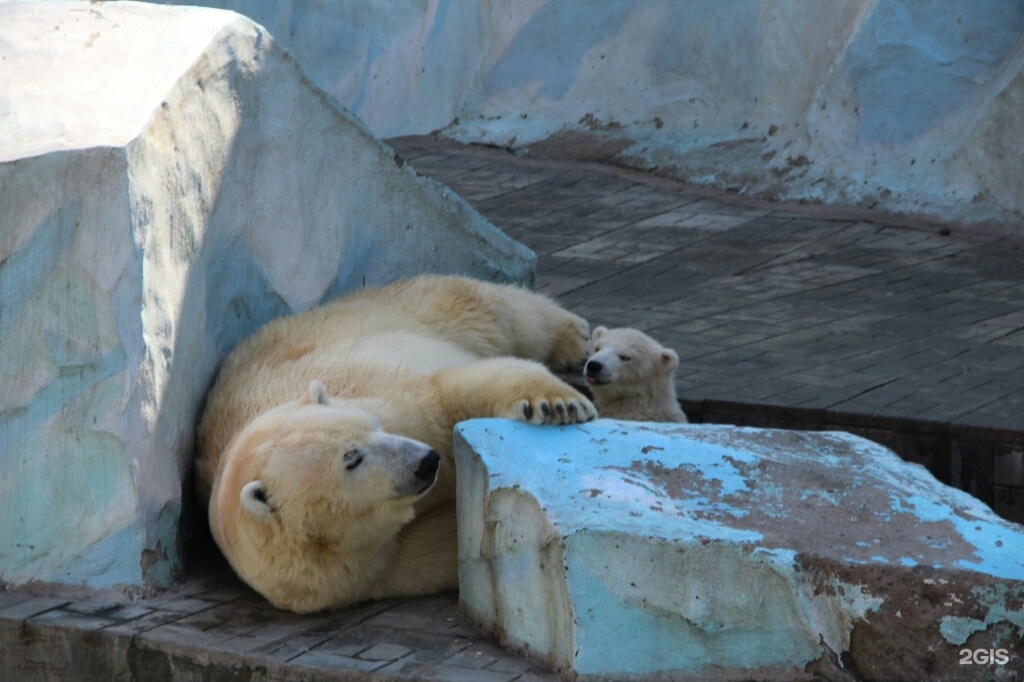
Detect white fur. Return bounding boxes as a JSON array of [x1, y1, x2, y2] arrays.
[[195, 275, 596, 613]]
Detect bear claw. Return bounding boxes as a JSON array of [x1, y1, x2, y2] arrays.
[[507, 393, 595, 425]]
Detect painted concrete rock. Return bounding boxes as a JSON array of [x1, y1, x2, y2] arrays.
[[0, 1, 532, 594], [160, 0, 1023, 231], [455, 419, 1024, 681]]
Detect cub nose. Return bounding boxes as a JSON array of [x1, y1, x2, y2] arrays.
[[585, 359, 603, 376], [415, 450, 441, 481]]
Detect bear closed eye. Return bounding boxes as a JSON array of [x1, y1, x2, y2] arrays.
[[344, 450, 364, 470]]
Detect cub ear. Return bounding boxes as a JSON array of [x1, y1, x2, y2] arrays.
[[660, 349, 679, 371], [592, 326, 608, 340], [240, 480, 274, 518], [303, 380, 331, 406]]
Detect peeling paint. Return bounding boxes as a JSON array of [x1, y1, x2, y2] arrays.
[[802, 574, 884, 656], [456, 419, 1024, 681], [939, 584, 1024, 646]]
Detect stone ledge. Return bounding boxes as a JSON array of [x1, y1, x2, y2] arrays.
[[454, 419, 1024, 681]]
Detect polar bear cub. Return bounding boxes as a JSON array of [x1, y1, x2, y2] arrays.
[[196, 275, 596, 613], [584, 326, 688, 423]]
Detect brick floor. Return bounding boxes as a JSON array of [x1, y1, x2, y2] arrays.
[[393, 138, 1024, 437], [394, 136, 1024, 528], [4, 136, 1024, 681], [0, 556, 559, 681]]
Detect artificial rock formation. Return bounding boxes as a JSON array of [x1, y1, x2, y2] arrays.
[[160, 0, 1024, 232], [455, 419, 1024, 681], [0, 1, 532, 593]]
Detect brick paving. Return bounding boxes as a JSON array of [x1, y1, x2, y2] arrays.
[[392, 136, 1024, 525], [0, 553, 560, 681], [4, 136, 1024, 681], [393, 138, 1024, 432]]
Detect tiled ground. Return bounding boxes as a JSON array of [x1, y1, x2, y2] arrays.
[[393, 138, 1024, 433], [4, 137, 1023, 681], [0, 554, 559, 681], [393, 136, 1024, 525]]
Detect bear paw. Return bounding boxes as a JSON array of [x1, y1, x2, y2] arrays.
[[505, 392, 596, 425], [546, 316, 591, 374]]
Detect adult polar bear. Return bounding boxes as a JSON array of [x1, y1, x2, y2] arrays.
[[196, 275, 595, 613]]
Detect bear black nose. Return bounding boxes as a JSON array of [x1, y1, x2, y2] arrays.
[[585, 360, 603, 376], [415, 450, 441, 481]]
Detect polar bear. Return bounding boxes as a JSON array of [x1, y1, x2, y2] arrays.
[[583, 326, 688, 423], [195, 275, 595, 613]]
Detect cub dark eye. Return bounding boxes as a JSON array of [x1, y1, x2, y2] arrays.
[[618, 354, 632, 362], [344, 449, 364, 471]]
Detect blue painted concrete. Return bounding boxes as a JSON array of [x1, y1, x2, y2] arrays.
[[940, 584, 1024, 646], [484, 1, 632, 100], [846, 0, 1024, 145], [456, 418, 1024, 679], [146, 0, 1024, 229], [460, 420, 1024, 578]]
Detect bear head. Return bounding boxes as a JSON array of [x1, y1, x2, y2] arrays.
[[583, 326, 679, 396], [209, 380, 440, 613]]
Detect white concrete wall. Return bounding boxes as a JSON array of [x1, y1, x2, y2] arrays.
[[161, 0, 1024, 233], [0, 1, 532, 593]]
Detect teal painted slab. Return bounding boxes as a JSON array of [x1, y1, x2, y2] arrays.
[[455, 419, 1024, 681]]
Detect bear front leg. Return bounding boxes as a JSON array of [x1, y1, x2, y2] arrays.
[[434, 358, 596, 425]]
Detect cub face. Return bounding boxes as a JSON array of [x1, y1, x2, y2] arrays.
[[584, 326, 679, 389], [209, 381, 439, 611]]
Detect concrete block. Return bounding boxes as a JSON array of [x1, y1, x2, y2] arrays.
[[455, 419, 1024, 681], [0, 1, 533, 594]]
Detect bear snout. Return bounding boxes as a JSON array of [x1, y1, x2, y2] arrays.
[[409, 450, 441, 495], [416, 451, 441, 482], [584, 359, 610, 385]]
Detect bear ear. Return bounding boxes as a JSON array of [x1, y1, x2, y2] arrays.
[[240, 480, 274, 518], [660, 349, 679, 371], [303, 380, 331, 406], [592, 326, 607, 340]]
